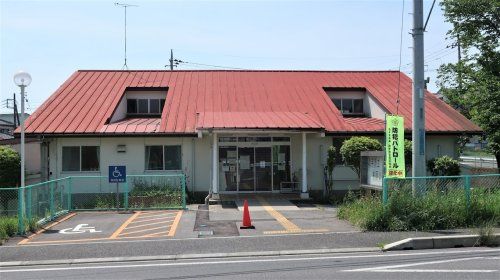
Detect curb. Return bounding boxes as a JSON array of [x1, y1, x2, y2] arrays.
[[383, 234, 500, 251], [0, 247, 380, 267]]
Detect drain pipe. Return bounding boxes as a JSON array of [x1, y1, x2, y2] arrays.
[[205, 188, 212, 205]]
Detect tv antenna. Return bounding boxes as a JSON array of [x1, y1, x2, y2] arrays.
[[115, 2, 138, 70]]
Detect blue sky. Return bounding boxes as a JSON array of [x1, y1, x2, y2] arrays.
[[0, 0, 457, 114]]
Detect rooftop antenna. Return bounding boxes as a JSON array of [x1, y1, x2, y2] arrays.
[[115, 2, 138, 70]]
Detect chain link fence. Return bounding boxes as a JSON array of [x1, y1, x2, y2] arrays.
[[0, 173, 186, 234], [383, 174, 500, 208]]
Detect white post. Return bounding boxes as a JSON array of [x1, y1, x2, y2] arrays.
[[20, 85, 25, 190], [212, 132, 219, 199], [301, 132, 309, 199]]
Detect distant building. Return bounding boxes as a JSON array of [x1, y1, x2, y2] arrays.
[[0, 113, 30, 139]]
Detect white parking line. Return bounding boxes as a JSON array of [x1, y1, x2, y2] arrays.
[[344, 256, 496, 273], [373, 269, 497, 273], [1, 249, 499, 273]]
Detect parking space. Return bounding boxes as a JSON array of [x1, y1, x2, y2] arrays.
[[111, 211, 182, 239], [16, 196, 358, 245], [18, 210, 183, 245], [209, 196, 359, 236]]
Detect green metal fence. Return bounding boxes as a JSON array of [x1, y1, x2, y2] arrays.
[[383, 174, 500, 207], [0, 173, 186, 234]]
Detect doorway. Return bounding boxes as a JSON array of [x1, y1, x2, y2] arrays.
[[219, 137, 291, 192]]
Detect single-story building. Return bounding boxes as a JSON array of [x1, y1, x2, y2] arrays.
[[18, 70, 481, 199]]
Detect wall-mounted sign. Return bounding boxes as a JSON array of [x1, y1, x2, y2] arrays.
[[385, 115, 405, 178]]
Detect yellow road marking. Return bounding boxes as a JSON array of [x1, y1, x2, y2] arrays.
[[130, 215, 177, 224], [109, 211, 141, 239], [19, 210, 183, 245], [124, 219, 176, 230], [136, 211, 176, 218], [18, 212, 77, 245], [133, 212, 177, 220], [167, 211, 183, 237], [118, 225, 171, 236], [256, 196, 301, 231], [263, 229, 330, 235]]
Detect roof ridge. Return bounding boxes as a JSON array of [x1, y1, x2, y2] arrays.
[[77, 69, 402, 73]]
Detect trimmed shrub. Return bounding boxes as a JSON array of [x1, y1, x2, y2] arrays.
[[427, 156, 461, 176], [340, 136, 382, 175]]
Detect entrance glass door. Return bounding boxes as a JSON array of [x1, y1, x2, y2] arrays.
[[238, 147, 254, 191], [272, 145, 291, 191], [219, 146, 237, 191], [255, 147, 272, 191]]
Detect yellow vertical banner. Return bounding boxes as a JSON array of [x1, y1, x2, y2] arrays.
[[385, 115, 405, 178]]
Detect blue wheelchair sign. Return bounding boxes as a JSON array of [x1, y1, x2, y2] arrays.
[[109, 165, 126, 183]]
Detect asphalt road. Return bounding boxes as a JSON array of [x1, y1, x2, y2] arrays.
[[0, 231, 464, 262], [1, 248, 499, 280]]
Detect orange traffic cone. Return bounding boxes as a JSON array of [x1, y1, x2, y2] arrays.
[[240, 199, 255, 229]]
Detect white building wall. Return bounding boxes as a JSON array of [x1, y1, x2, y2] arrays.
[[43, 134, 459, 194]]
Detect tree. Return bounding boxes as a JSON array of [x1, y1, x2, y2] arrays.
[[340, 136, 383, 176], [0, 146, 20, 187], [437, 0, 500, 171], [0, 146, 20, 215]]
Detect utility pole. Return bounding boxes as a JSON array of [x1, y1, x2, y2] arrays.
[[412, 0, 426, 189], [13, 93, 19, 127], [169, 49, 174, 70]]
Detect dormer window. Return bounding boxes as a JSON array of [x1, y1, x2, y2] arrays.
[[127, 98, 165, 116], [332, 98, 364, 116], [323, 87, 387, 119]]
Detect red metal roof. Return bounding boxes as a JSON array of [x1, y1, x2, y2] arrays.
[[197, 112, 323, 130], [21, 70, 481, 135], [99, 118, 160, 134]]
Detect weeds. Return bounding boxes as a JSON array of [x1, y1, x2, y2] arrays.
[[338, 187, 500, 231]]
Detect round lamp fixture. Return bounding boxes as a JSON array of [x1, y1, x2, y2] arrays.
[[14, 71, 32, 87]]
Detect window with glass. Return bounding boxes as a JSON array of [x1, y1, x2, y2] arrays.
[[149, 99, 160, 114], [145, 145, 182, 170], [62, 146, 100, 172], [127, 99, 137, 113], [127, 98, 166, 115], [331, 98, 364, 115], [138, 99, 149, 114]]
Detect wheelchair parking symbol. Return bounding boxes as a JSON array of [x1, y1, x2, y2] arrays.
[[59, 224, 102, 234], [109, 165, 126, 183]]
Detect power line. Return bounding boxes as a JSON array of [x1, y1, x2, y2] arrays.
[[423, 0, 437, 31], [181, 61, 248, 70]]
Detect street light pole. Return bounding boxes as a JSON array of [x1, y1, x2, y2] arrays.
[[14, 71, 31, 234], [20, 84, 26, 190]]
